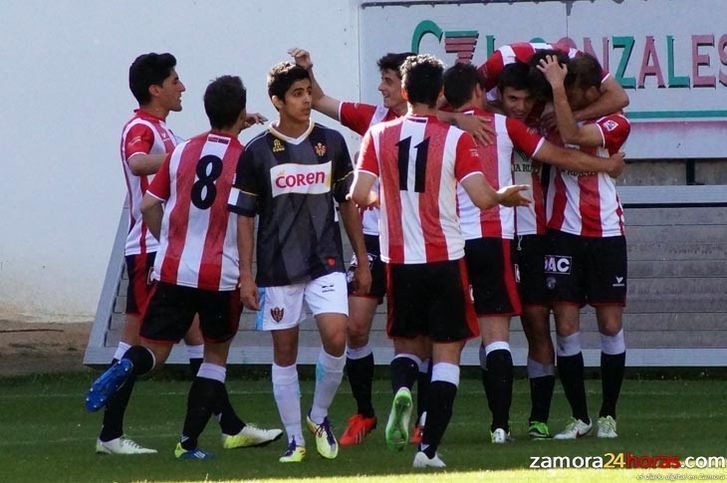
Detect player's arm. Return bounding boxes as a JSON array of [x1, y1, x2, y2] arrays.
[[140, 193, 163, 240], [228, 150, 260, 309], [573, 75, 629, 122], [128, 153, 166, 176], [437, 110, 495, 145], [537, 55, 604, 147], [338, 196, 372, 296], [534, 142, 625, 178], [289, 47, 341, 120], [349, 131, 380, 208]]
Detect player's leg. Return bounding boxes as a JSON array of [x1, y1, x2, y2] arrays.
[[590, 235, 628, 438], [304, 272, 349, 459], [521, 304, 555, 439], [385, 263, 429, 451], [95, 253, 153, 454], [183, 316, 204, 375], [480, 316, 513, 443], [410, 351, 431, 445], [257, 283, 307, 462], [415, 259, 476, 468]]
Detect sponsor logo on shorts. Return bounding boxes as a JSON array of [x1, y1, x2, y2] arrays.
[[514, 264, 521, 284], [270, 161, 331, 198], [321, 283, 335, 294], [612, 275, 625, 287], [546, 276, 557, 290], [544, 255, 571, 274], [270, 307, 285, 322]]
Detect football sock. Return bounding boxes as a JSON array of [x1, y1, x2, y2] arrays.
[[415, 358, 431, 423], [345, 344, 375, 418], [599, 329, 626, 418], [112, 341, 131, 363], [478, 345, 495, 413], [557, 332, 589, 423], [485, 343, 513, 432], [272, 363, 304, 446], [310, 349, 345, 424], [421, 362, 459, 458], [390, 353, 421, 393], [527, 358, 555, 423], [99, 357, 136, 442], [122, 345, 155, 376], [180, 370, 223, 450]]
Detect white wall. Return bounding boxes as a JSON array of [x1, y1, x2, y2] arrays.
[[0, 0, 362, 321]]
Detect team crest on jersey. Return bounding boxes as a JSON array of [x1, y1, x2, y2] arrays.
[[603, 120, 619, 132], [270, 307, 285, 322], [314, 142, 327, 157], [273, 138, 285, 153]]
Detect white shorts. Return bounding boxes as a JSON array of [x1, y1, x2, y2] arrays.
[[256, 272, 349, 331]]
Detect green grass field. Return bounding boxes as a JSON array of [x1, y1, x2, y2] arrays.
[[1, 371, 726, 482]]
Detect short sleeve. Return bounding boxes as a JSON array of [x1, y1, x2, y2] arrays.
[[477, 50, 504, 92], [228, 146, 259, 217], [358, 130, 379, 178], [124, 124, 155, 161], [505, 117, 545, 158], [146, 154, 171, 201], [340, 102, 378, 136], [454, 133, 484, 182], [595, 115, 631, 153]]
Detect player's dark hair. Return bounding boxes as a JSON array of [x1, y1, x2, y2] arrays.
[[527, 49, 570, 101], [443, 63, 479, 109], [128, 52, 177, 105], [204, 75, 247, 130], [498, 62, 531, 93], [565, 53, 603, 90], [400, 54, 444, 108], [267, 62, 310, 100], [377, 52, 416, 77]]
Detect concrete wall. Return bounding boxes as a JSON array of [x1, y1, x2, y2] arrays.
[[0, 0, 360, 321]]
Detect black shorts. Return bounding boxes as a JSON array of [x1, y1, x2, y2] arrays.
[[347, 234, 386, 302], [464, 238, 521, 316], [514, 235, 551, 306], [140, 282, 242, 344], [545, 230, 627, 306], [386, 259, 479, 342], [125, 252, 156, 316]]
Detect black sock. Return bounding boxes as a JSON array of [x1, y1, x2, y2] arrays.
[[216, 383, 246, 435], [421, 381, 457, 458], [390, 356, 419, 393], [599, 352, 626, 418], [99, 358, 134, 442], [189, 358, 203, 378], [485, 350, 513, 432], [415, 359, 431, 423], [346, 353, 375, 418], [123, 346, 155, 376], [557, 353, 589, 423], [529, 375, 555, 424], [180, 377, 221, 450]]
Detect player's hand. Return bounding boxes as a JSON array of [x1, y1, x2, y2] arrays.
[[351, 262, 372, 296], [288, 48, 313, 70], [606, 151, 626, 178], [539, 111, 558, 132], [497, 184, 532, 207], [243, 112, 267, 129], [453, 113, 495, 145], [238, 274, 260, 310], [537, 54, 568, 87]]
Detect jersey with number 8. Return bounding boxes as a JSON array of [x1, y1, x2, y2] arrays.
[[358, 115, 484, 264], [146, 131, 242, 291]]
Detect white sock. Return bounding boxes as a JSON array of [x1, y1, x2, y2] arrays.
[[186, 344, 204, 360], [197, 362, 226, 383], [272, 363, 304, 446], [113, 341, 131, 362], [309, 349, 345, 424]]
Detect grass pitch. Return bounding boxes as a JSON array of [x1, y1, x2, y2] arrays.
[[1, 371, 726, 482]]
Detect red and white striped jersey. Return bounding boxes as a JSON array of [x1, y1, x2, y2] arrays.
[[457, 109, 544, 240], [477, 42, 610, 102], [547, 114, 630, 237], [120, 110, 179, 256], [147, 131, 242, 291], [339, 102, 399, 236], [358, 115, 484, 264]]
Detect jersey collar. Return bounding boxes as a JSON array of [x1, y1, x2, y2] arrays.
[[268, 120, 315, 145], [134, 108, 166, 123]]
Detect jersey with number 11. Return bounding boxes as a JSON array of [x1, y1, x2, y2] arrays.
[[358, 115, 484, 264], [146, 131, 242, 291]]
